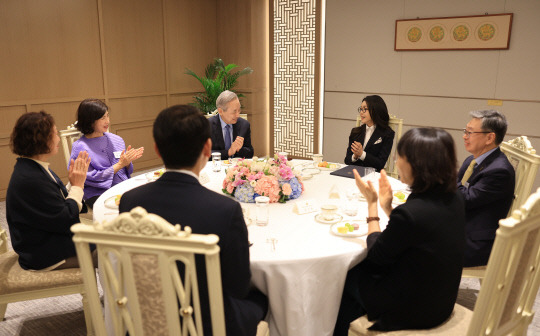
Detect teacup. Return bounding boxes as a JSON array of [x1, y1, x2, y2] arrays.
[[312, 153, 323, 163], [320, 204, 338, 221]]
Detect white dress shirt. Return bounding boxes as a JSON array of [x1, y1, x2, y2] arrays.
[[351, 125, 376, 162]]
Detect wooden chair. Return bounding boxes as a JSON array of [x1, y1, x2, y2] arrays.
[[0, 228, 93, 335], [72, 206, 226, 336], [349, 187, 540, 336], [356, 114, 403, 178], [60, 123, 83, 168], [463, 136, 540, 281]]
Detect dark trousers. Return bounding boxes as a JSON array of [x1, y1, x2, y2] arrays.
[[333, 264, 367, 336]]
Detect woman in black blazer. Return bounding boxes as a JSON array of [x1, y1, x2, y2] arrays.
[[334, 128, 465, 335], [6, 111, 91, 270], [344, 95, 395, 171]]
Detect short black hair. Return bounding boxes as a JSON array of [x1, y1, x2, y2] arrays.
[[153, 105, 210, 168], [76, 98, 108, 135], [363, 95, 390, 129], [469, 110, 507, 145], [397, 128, 457, 194], [10, 111, 55, 157]]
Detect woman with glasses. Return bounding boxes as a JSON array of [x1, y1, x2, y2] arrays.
[[344, 95, 395, 171], [70, 99, 144, 208]]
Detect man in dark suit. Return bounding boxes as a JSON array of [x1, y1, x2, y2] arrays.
[[208, 90, 254, 159], [458, 110, 515, 267], [119, 105, 267, 336]]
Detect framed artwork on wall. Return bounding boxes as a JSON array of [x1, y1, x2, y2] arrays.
[[395, 13, 513, 51]]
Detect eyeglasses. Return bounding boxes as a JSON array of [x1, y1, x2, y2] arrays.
[[462, 129, 491, 137], [357, 107, 369, 113]]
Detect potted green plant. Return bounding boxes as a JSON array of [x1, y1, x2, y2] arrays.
[[185, 58, 253, 114]]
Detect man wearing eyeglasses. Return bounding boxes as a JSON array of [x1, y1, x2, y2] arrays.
[[458, 110, 515, 267]]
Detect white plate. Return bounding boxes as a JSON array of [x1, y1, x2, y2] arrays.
[[302, 167, 321, 175], [330, 220, 369, 238], [314, 213, 343, 224], [392, 190, 410, 206], [314, 163, 342, 171], [104, 195, 120, 209], [145, 169, 165, 181]]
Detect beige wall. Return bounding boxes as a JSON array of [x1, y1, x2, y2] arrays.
[[0, 0, 269, 200], [323, 0, 540, 191]]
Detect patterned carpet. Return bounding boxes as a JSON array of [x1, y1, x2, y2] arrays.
[[1, 200, 539, 335]]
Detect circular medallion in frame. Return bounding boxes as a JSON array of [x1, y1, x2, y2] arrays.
[[429, 25, 445, 42], [407, 26, 422, 43], [452, 23, 470, 42], [476, 22, 497, 42]]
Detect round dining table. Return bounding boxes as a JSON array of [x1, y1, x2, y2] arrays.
[[93, 160, 407, 336]]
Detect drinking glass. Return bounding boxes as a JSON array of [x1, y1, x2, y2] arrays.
[[364, 167, 376, 182], [212, 152, 221, 172], [255, 196, 270, 226]]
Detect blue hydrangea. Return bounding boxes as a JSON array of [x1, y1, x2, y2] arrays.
[[234, 182, 256, 203]]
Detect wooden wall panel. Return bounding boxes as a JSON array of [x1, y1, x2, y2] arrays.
[[0, 106, 27, 139], [108, 96, 167, 125], [165, 0, 218, 93], [102, 0, 166, 94], [0, 0, 103, 101]]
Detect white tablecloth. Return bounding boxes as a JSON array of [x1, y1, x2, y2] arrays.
[[93, 161, 405, 336]]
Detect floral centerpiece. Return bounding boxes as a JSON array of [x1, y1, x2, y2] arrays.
[[222, 154, 304, 203]]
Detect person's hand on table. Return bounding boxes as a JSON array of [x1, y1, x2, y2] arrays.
[[69, 151, 91, 188], [378, 169, 394, 216], [351, 141, 364, 160], [228, 136, 244, 156]]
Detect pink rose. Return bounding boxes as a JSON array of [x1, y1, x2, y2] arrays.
[[282, 183, 292, 196], [226, 184, 235, 194], [254, 176, 280, 203]]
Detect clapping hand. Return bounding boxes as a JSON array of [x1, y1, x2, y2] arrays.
[[378, 169, 394, 216], [69, 151, 91, 188], [114, 145, 144, 173], [353, 169, 377, 204], [351, 141, 364, 159], [228, 136, 244, 156]]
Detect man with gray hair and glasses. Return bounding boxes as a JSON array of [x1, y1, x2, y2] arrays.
[[458, 109, 515, 267], [208, 90, 254, 159]]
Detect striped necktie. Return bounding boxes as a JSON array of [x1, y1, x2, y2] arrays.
[[461, 159, 477, 185]]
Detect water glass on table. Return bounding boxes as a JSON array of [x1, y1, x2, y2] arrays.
[[255, 196, 270, 226], [212, 152, 221, 172], [364, 167, 376, 183]]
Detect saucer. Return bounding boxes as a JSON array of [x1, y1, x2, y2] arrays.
[[314, 213, 343, 224]]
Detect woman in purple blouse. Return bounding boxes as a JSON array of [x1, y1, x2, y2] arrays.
[[70, 99, 144, 207]]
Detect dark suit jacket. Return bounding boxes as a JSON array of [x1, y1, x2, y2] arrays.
[[119, 172, 258, 336], [6, 158, 86, 270], [457, 148, 515, 267], [209, 115, 254, 159], [344, 125, 395, 171], [355, 189, 465, 331]]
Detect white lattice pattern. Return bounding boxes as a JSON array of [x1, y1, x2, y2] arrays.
[[273, 0, 317, 157]]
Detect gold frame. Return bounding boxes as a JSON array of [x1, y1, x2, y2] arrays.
[[395, 13, 513, 51]]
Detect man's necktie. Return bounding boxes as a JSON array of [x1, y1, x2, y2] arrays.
[[224, 125, 232, 151], [461, 159, 477, 185]]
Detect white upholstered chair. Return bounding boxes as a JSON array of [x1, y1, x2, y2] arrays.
[[0, 228, 93, 335], [463, 136, 540, 281], [349, 187, 540, 336], [72, 207, 226, 336], [60, 123, 83, 168], [355, 114, 403, 178], [500, 136, 540, 215]]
